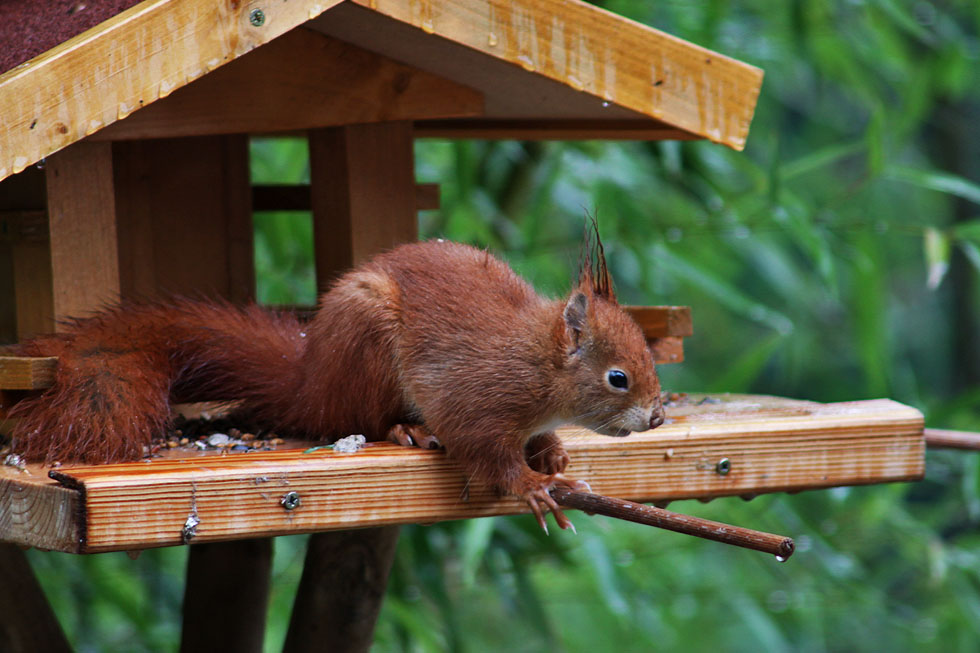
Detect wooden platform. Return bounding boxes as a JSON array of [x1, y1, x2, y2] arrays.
[[0, 394, 924, 554]]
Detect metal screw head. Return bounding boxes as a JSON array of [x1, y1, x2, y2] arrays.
[[715, 458, 732, 476], [249, 8, 266, 27], [280, 491, 301, 510]]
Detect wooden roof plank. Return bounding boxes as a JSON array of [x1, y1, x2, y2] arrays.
[[0, 395, 923, 553], [89, 28, 484, 141], [353, 0, 763, 149]]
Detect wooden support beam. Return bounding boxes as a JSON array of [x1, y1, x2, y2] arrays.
[[252, 183, 440, 213], [113, 135, 254, 301], [0, 168, 50, 342], [45, 141, 122, 325], [309, 121, 418, 285], [5, 212, 53, 340], [0, 544, 72, 653], [0, 395, 924, 554], [180, 539, 273, 653], [92, 29, 483, 142], [283, 527, 400, 653], [3, 135, 253, 325], [414, 118, 699, 141]]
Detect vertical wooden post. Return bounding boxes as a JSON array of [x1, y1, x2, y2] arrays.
[[179, 539, 273, 653], [112, 135, 254, 301], [0, 544, 72, 653], [0, 167, 50, 341], [284, 121, 417, 651], [309, 121, 418, 287], [45, 141, 122, 325]]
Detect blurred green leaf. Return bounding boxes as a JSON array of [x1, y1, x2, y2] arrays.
[[781, 140, 864, 181], [923, 227, 951, 290], [887, 167, 980, 206], [459, 517, 496, 588]]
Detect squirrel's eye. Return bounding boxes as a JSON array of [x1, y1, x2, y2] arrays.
[[607, 369, 629, 390]]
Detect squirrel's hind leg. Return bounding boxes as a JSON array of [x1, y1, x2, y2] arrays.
[[386, 423, 442, 450]]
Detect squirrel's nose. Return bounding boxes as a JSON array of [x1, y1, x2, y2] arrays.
[[649, 408, 665, 429]]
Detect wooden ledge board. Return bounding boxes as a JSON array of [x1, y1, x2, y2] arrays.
[[0, 357, 57, 391], [0, 395, 923, 553]]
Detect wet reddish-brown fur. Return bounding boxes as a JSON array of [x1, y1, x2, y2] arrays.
[[11, 238, 663, 525]]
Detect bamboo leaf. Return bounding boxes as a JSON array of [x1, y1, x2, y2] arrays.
[[781, 141, 864, 181], [887, 166, 980, 206], [952, 219, 980, 243]]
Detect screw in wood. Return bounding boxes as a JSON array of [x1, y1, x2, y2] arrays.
[[249, 8, 266, 27], [715, 458, 731, 475], [280, 491, 301, 510]]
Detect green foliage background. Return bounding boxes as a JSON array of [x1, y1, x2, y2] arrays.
[[28, 1, 980, 651]]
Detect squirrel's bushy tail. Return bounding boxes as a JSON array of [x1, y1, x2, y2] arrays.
[[10, 299, 305, 464]]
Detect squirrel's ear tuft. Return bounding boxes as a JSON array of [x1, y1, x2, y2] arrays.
[[577, 212, 616, 302], [563, 291, 589, 353]]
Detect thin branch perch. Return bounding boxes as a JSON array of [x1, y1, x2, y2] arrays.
[[550, 486, 795, 560], [924, 428, 980, 451]]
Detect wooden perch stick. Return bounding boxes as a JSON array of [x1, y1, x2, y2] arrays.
[[924, 428, 980, 451], [550, 486, 795, 560]]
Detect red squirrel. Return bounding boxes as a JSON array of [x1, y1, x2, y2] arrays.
[[9, 233, 665, 531]]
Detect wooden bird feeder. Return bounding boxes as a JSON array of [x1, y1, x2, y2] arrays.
[[0, 1, 924, 651]]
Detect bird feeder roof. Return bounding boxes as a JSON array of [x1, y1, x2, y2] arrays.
[[0, 0, 764, 183]]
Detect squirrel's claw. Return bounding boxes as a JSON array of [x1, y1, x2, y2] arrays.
[[386, 423, 442, 450], [524, 484, 575, 534]]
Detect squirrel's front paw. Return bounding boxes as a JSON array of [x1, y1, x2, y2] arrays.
[[525, 431, 570, 475]]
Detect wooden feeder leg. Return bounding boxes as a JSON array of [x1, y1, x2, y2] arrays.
[[0, 544, 72, 653], [283, 527, 401, 653], [282, 120, 418, 650], [179, 539, 274, 653]]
